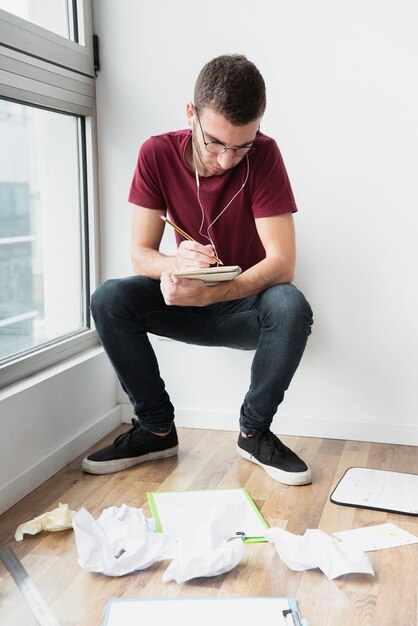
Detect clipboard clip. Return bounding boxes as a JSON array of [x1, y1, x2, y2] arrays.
[[227, 531, 246, 542], [282, 608, 302, 626]]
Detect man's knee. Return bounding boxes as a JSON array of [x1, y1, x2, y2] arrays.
[[91, 277, 148, 319], [90, 279, 123, 320], [261, 283, 313, 329], [91, 276, 162, 322]]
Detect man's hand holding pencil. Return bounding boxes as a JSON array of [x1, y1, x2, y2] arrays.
[[159, 214, 219, 306], [175, 240, 216, 270], [160, 215, 223, 266]]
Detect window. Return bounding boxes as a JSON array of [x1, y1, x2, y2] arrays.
[[0, 0, 74, 40], [0, 1, 98, 388], [0, 101, 87, 361]]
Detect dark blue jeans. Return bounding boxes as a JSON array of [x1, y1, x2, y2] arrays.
[[91, 276, 313, 435]]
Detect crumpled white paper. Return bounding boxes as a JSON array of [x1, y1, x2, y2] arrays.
[[15, 503, 75, 541], [163, 505, 246, 583], [265, 527, 374, 579], [72, 503, 245, 582], [72, 504, 175, 576]]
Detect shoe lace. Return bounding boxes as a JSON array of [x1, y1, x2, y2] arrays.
[[250, 429, 288, 462], [114, 418, 141, 448]]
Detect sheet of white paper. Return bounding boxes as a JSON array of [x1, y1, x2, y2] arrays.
[[162, 504, 246, 583], [154, 492, 255, 583], [333, 523, 418, 552], [163, 537, 244, 583], [265, 527, 374, 579], [104, 597, 300, 626], [149, 489, 267, 540], [72, 504, 174, 576]]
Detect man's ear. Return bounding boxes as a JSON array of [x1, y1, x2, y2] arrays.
[[186, 102, 195, 127]]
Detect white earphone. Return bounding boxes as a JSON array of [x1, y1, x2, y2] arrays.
[[192, 145, 250, 263]]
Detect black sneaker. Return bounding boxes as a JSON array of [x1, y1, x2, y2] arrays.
[[82, 419, 179, 475], [237, 430, 312, 486]]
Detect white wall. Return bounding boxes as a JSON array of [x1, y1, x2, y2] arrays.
[[92, 0, 418, 445], [0, 349, 120, 514]]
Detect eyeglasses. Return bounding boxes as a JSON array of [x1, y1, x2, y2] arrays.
[[195, 108, 258, 158]]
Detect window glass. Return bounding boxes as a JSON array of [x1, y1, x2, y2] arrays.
[[0, 0, 72, 40], [0, 99, 87, 362]]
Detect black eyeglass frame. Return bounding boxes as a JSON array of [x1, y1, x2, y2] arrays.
[[195, 107, 258, 158]]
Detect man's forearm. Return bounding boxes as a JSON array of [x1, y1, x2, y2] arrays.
[[131, 247, 176, 280], [200, 255, 295, 305]]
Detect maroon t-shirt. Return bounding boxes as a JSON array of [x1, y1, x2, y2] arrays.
[[128, 130, 297, 272]]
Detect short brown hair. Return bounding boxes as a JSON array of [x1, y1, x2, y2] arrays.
[[194, 54, 266, 125]]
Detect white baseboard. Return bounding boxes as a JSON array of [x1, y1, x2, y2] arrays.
[[0, 407, 121, 515], [120, 403, 418, 446]]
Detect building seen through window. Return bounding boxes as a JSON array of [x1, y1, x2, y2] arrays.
[[0, 100, 87, 362]]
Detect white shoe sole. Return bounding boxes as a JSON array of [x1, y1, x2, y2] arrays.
[[236, 445, 312, 486], [82, 445, 179, 475]]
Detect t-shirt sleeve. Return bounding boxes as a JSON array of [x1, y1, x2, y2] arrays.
[[251, 138, 297, 218], [128, 137, 167, 210]]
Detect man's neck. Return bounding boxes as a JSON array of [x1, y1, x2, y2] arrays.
[[184, 134, 195, 171]]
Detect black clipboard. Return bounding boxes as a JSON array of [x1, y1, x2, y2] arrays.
[[330, 467, 418, 516]]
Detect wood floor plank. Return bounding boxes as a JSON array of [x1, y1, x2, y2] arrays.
[[0, 427, 417, 626]]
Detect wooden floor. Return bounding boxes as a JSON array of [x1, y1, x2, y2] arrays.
[[0, 427, 417, 625]]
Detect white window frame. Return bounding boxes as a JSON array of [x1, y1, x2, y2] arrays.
[[0, 1, 100, 389], [0, 0, 94, 76]]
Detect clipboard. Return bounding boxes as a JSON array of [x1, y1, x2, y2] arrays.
[[147, 487, 269, 543], [103, 596, 310, 626], [172, 265, 242, 283], [330, 467, 418, 516]]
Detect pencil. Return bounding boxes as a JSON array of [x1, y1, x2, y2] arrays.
[[160, 215, 223, 265]]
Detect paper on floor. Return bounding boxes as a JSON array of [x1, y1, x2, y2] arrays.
[[162, 503, 246, 583], [163, 536, 244, 583], [333, 523, 418, 552], [148, 488, 267, 541], [72, 504, 175, 576], [15, 503, 75, 541], [72, 503, 245, 581], [265, 527, 374, 579]]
